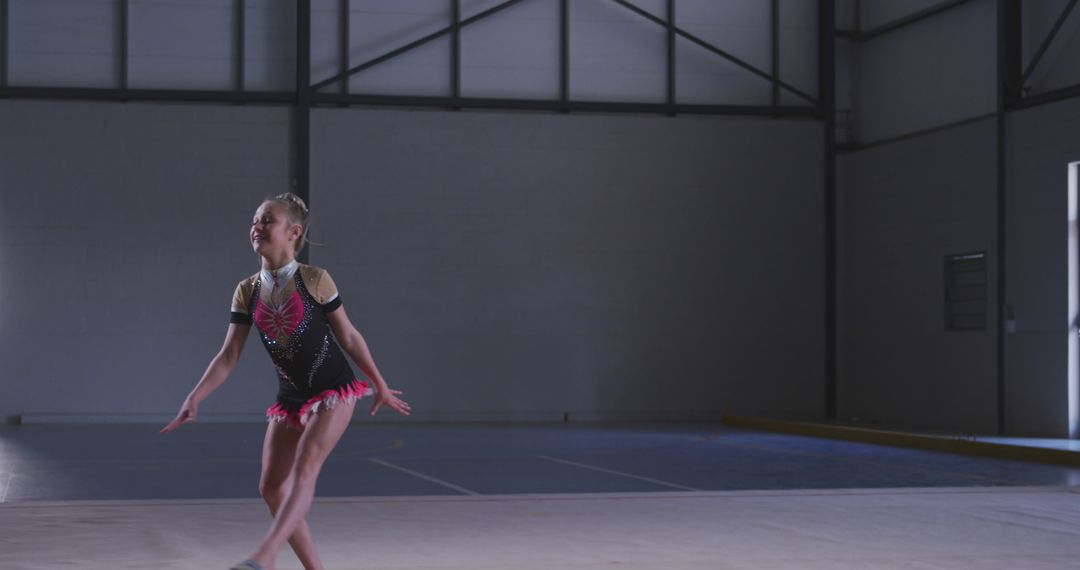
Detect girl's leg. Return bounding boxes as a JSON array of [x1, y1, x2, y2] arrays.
[[248, 398, 356, 568], [259, 419, 323, 570]]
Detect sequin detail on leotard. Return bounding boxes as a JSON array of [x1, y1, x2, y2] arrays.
[[230, 263, 373, 429], [252, 279, 314, 363], [255, 288, 304, 345], [307, 334, 330, 388], [266, 378, 370, 429]]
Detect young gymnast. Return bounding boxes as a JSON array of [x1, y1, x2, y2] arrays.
[[160, 192, 411, 570]]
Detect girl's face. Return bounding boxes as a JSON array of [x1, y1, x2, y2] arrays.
[[250, 202, 298, 256]]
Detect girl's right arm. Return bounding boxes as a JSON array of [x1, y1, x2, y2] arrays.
[[160, 323, 251, 434]]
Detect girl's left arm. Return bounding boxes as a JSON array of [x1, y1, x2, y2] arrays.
[[326, 305, 391, 394]]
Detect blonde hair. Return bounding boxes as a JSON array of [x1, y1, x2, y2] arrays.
[[264, 192, 322, 254]]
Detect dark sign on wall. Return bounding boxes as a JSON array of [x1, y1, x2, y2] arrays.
[[945, 251, 987, 331]]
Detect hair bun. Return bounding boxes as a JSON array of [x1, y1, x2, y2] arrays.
[[264, 192, 319, 254], [275, 192, 308, 214]]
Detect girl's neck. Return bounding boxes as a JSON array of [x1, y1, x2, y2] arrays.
[[260, 255, 297, 272]]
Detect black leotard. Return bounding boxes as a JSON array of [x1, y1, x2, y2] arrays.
[[229, 260, 372, 429]]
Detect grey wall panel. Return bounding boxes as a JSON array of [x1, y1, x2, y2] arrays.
[[8, 0, 116, 88], [836, 149, 852, 421], [855, 0, 995, 143], [1021, 0, 1080, 95], [835, 38, 852, 113], [675, 0, 772, 105], [243, 0, 296, 92], [347, 0, 450, 96], [0, 99, 824, 422], [1006, 96, 1080, 436], [349, 0, 447, 63], [310, 108, 825, 420], [461, 0, 559, 99], [463, 0, 557, 21], [569, 0, 666, 103], [349, 36, 452, 96], [859, 0, 952, 31], [0, 101, 291, 422], [4, 0, 821, 105], [836, 0, 858, 31], [675, 37, 771, 106], [128, 0, 233, 90], [839, 118, 998, 432], [7, 0, 297, 92], [1021, 0, 1070, 70], [1035, 21, 1080, 94], [311, 0, 342, 90], [778, 0, 818, 101], [677, 0, 770, 72]]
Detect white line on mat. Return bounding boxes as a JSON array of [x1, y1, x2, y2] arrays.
[[368, 458, 480, 496], [540, 455, 702, 491]]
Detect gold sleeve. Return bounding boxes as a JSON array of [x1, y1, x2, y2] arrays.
[[301, 266, 342, 310], [229, 277, 255, 324]]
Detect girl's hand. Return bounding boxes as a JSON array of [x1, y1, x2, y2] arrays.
[[370, 388, 411, 416], [160, 398, 198, 434]]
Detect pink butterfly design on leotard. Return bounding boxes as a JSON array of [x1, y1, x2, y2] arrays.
[[254, 289, 304, 345]]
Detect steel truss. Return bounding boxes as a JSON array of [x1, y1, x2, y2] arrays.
[[0, 0, 818, 114], [836, 0, 1080, 117], [841, 0, 975, 41], [1, 0, 1077, 428], [310, 0, 817, 108], [0, 0, 826, 262], [1013, 0, 1079, 109]]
